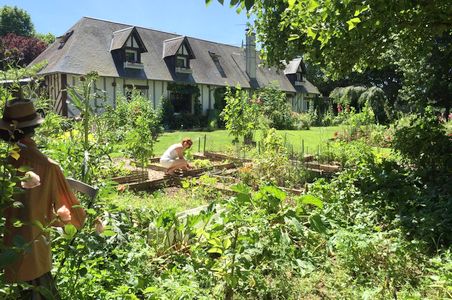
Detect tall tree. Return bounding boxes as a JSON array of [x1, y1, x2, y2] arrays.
[[212, 0, 451, 113], [0, 5, 34, 37]]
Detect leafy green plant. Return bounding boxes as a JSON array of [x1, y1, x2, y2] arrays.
[[221, 85, 260, 144], [391, 107, 451, 180], [255, 83, 293, 129], [292, 112, 314, 130]]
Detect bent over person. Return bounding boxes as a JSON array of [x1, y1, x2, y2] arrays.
[[0, 99, 86, 299], [160, 138, 193, 175]]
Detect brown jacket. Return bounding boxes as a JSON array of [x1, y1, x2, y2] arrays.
[[3, 138, 86, 282]]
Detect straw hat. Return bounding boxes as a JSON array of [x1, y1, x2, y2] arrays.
[[0, 99, 44, 130]]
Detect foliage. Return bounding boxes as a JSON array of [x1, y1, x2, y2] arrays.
[[332, 105, 376, 142], [391, 107, 452, 180], [0, 5, 34, 37], [101, 90, 162, 167], [358, 86, 390, 123], [218, 0, 450, 75], [330, 85, 367, 110], [123, 91, 161, 167], [159, 96, 174, 130], [215, 0, 450, 114], [34, 32, 55, 45], [240, 129, 315, 188], [221, 86, 260, 143], [292, 112, 314, 130], [255, 83, 293, 129], [206, 87, 228, 130], [0, 33, 47, 68]]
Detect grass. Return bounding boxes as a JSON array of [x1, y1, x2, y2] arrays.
[[154, 127, 340, 156], [109, 188, 207, 213]]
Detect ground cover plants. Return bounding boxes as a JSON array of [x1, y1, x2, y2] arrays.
[[0, 65, 451, 299]]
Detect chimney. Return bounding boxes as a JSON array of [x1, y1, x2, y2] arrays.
[[245, 29, 256, 82]]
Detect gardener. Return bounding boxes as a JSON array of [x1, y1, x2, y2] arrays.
[[0, 99, 86, 299], [160, 137, 193, 175]]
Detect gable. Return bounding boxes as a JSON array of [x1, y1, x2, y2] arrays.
[[110, 27, 147, 52], [162, 36, 195, 59]]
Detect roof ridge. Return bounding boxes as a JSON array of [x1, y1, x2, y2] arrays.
[[81, 16, 244, 50]]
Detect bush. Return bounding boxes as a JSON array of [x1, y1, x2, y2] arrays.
[[292, 112, 314, 130], [391, 107, 452, 179], [255, 84, 294, 129], [159, 96, 174, 130]]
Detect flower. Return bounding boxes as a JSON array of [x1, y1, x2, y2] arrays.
[[57, 205, 72, 222], [21, 171, 41, 189], [94, 217, 105, 234]]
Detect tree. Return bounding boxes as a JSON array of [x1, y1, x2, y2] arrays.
[[212, 0, 451, 113], [221, 85, 260, 143], [35, 32, 56, 45], [255, 83, 293, 129], [0, 6, 34, 37], [0, 33, 47, 68]]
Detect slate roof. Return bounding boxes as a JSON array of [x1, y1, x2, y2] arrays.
[[284, 57, 307, 75], [163, 36, 195, 59], [31, 17, 319, 94], [110, 27, 134, 51]]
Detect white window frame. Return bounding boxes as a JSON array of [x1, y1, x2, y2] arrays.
[[125, 49, 138, 63], [176, 56, 188, 68]]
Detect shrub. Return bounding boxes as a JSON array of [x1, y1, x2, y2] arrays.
[[255, 84, 293, 129], [159, 96, 174, 130], [221, 85, 260, 143], [0, 33, 47, 68], [292, 112, 314, 130], [358, 86, 390, 123], [391, 107, 451, 179]]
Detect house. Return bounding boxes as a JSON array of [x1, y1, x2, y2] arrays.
[[30, 17, 319, 117]]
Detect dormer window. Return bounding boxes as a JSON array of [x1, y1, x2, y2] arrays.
[[110, 27, 147, 70], [176, 56, 188, 68], [176, 44, 190, 69], [284, 57, 307, 87], [163, 36, 195, 74], [124, 35, 141, 63], [294, 65, 305, 86], [296, 72, 302, 82], [125, 49, 138, 63]]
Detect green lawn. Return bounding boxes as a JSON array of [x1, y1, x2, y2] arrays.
[[110, 189, 207, 213], [154, 127, 340, 156]]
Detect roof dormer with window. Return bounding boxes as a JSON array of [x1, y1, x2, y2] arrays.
[[294, 65, 305, 86], [163, 36, 195, 74], [110, 27, 147, 70], [284, 57, 307, 87]]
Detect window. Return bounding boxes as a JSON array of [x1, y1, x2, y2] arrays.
[[176, 56, 187, 68], [125, 50, 138, 63], [209, 51, 226, 78], [171, 92, 192, 113], [124, 85, 148, 100], [296, 72, 302, 82], [175, 44, 190, 69]]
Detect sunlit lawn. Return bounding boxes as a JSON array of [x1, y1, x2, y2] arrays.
[[109, 189, 207, 213], [154, 126, 341, 156]]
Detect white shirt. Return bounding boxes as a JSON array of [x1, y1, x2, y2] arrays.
[[160, 143, 182, 161]]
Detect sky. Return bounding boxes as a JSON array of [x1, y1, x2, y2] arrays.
[[0, 0, 252, 47]]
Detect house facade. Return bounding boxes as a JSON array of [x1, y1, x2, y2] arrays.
[[30, 17, 319, 117]]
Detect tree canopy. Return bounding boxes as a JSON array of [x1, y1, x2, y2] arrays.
[[0, 5, 34, 37], [212, 0, 451, 114]]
